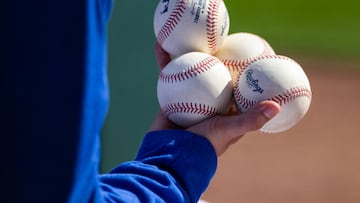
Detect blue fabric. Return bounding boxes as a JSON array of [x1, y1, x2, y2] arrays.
[[98, 131, 217, 203], [4, 0, 217, 202]]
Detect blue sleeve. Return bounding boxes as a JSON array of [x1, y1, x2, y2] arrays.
[[4, 0, 112, 202], [4, 0, 217, 202], [97, 130, 217, 203]]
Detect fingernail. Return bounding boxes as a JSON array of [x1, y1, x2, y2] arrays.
[[262, 106, 279, 119]]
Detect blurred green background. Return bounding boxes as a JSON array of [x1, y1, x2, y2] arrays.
[[100, 0, 360, 172]]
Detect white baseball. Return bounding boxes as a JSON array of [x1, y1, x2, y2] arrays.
[[154, 0, 230, 57], [215, 32, 275, 84], [157, 52, 233, 127], [234, 55, 312, 133]]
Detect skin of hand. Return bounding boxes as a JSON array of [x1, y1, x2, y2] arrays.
[[150, 43, 281, 156]]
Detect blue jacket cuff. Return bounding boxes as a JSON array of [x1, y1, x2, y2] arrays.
[[135, 130, 217, 201]]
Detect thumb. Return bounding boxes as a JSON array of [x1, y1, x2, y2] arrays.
[[155, 42, 171, 70], [224, 100, 281, 136], [187, 101, 281, 156]]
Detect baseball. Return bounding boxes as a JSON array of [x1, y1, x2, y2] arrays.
[[215, 32, 275, 84], [157, 52, 233, 127], [154, 0, 230, 57], [234, 55, 312, 133]]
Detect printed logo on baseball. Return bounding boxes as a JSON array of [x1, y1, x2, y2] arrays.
[[157, 52, 233, 127], [154, 0, 230, 57], [215, 32, 275, 84], [234, 55, 312, 133]]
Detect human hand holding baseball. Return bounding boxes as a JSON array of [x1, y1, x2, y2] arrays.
[[150, 43, 281, 156]]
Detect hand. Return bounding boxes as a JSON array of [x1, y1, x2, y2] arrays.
[[150, 43, 281, 156]]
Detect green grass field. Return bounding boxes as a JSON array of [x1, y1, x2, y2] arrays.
[[225, 0, 360, 58]]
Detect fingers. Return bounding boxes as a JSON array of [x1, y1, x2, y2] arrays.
[[154, 43, 171, 70], [151, 44, 174, 131], [227, 100, 281, 135], [187, 101, 281, 156]]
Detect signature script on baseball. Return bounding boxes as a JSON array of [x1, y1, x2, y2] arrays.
[[245, 69, 264, 93]]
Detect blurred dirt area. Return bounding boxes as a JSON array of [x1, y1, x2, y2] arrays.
[[202, 57, 360, 203]]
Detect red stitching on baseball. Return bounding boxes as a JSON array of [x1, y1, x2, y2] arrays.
[[233, 55, 298, 88], [220, 33, 274, 72], [221, 59, 252, 73], [159, 56, 221, 83], [241, 55, 297, 75], [157, 0, 188, 45], [163, 102, 218, 117], [234, 86, 312, 111], [206, 0, 221, 54]]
